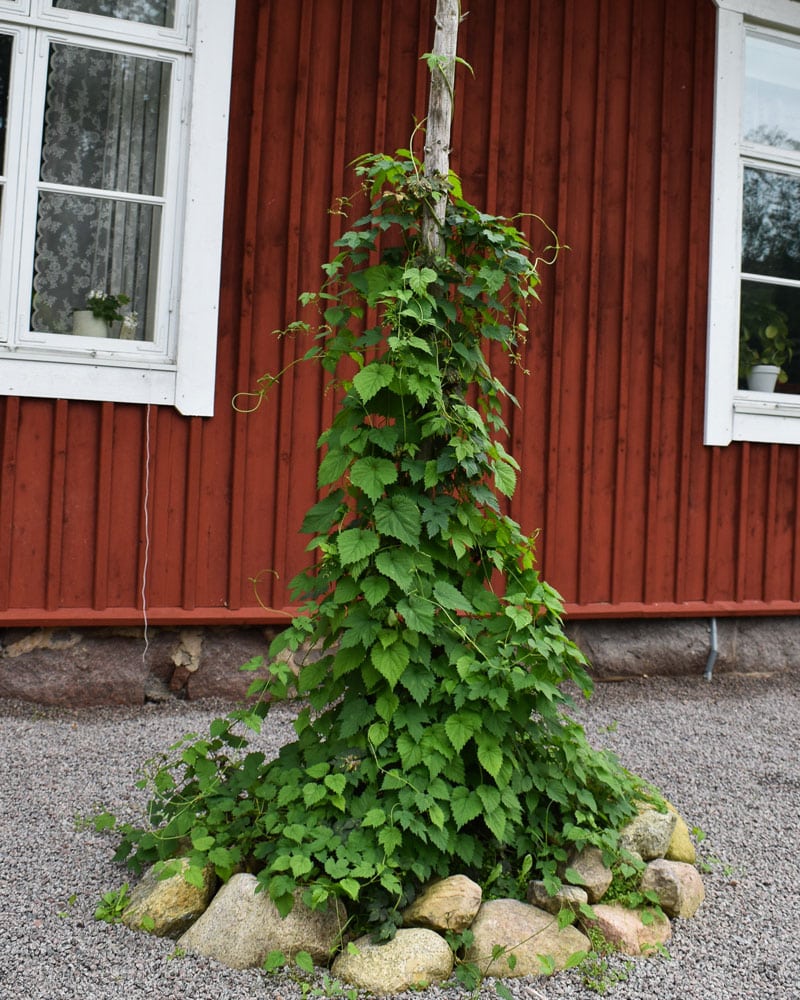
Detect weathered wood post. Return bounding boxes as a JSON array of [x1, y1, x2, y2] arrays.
[[421, 0, 460, 256]]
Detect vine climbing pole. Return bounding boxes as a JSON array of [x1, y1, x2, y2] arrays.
[[421, 0, 460, 256]]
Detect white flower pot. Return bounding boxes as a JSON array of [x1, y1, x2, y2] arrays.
[[746, 365, 780, 392], [72, 310, 109, 338]]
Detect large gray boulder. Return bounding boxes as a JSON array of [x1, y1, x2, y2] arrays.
[[464, 899, 590, 977], [332, 928, 454, 994], [177, 874, 346, 969]]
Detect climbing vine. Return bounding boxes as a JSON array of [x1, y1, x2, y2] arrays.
[[109, 150, 654, 941]]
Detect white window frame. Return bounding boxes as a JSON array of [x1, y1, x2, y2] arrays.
[[0, 0, 235, 416], [706, 0, 800, 445]]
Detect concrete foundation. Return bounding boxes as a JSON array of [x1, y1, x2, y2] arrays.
[[0, 617, 797, 706]]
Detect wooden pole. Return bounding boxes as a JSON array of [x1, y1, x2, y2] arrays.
[[421, 0, 460, 256]]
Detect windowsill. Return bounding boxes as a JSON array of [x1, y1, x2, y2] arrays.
[[730, 389, 800, 443]]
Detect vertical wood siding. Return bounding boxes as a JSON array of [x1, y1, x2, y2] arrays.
[[1, 0, 798, 625]]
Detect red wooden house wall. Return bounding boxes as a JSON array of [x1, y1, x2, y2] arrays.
[[2, 0, 799, 629]]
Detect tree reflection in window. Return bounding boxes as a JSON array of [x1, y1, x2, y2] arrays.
[[51, 1, 175, 29]]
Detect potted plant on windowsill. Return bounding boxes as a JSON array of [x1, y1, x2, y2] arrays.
[[72, 290, 131, 338], [739, 290, 792, 392]]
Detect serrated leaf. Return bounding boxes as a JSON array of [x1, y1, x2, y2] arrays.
[[450, 786, 483, 828], [317, 448, 351, 487], [374, 495, 421, 546], [303, 782, 327, 807], [294, 950, 315, 974], [504, 604, 533, 630], [301, 491, 344, 533], [349, 456, 397, 502], [494, 461, 516, 498], [371, 641, 410, 687], [396, 594, 435, 635], [362, 808, 386, 828], [183, 865, 206, 889], [353, 363, 395, 404], [264, 950, 287, 972], [476, 738, 504, 779], [361, 575, 391, 607], [338, 878, 361, 901], [378, 825, 403, 853], [432, 579, 473, 612], [375, 548, 415, 590], [368, 721, 388, 747], [336, 528, 379, 565], [444, 713, 474, 753]]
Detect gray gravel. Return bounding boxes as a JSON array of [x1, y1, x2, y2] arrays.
[[1, 669, 798, 999]]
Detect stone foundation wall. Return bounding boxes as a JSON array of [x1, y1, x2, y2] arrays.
[[0, 617, 797, 706]]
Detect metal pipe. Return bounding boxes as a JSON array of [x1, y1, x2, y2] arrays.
[[704, 617, 718, 681]]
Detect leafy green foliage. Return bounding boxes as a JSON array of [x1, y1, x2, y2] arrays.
[[109, 149, 652, 940], [94, 883, 131, 924]]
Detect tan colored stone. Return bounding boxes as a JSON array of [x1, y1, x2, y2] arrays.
[[464, 899, 590, 977], [640, 859, 705, 918], [620, 809, 677, 861], [583, 902, 671, 956], [332, 928, 453, 994], [403, 874, 482, 932], [663, 803, 697, 864], [567, 846, 613, 903], [526, 880, 589, 916], [122, 859, 216, 938], [177, 874, 346, 969]]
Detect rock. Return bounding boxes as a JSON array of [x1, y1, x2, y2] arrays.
[[640, 859, 705, 918], [464, 899, 591, 977], [566, 846, 613, 903], [619, 809, 677, 861], [122, 859, 216, 937], [663, 804, 697, 864], [332, 928, 453, 994], [403, 874, 482, 932], [583, 903, 671, 956], [526, 880, 589, 916], [177, 874, 346, 969]]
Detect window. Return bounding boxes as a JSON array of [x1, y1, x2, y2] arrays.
[[0, 1, 235, 415], [705, 0, 800, 444]]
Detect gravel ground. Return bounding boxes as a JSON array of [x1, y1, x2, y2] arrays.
[[1, 669, 798, 1000]]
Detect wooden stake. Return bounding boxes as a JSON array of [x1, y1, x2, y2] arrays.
[[421, 0, 460, 256]]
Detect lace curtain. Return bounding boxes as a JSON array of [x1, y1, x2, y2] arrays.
[[31, 41, 169, 338]]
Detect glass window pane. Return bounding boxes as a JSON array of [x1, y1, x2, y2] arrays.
[[50, 0, 175, 28], [739, 280, 800, 389], [741, 167, 800, 281], [31, 192, 160, 341], [0, 33, 10, 173], [40, 43, 170, 197], [744, 33, 800, 150]]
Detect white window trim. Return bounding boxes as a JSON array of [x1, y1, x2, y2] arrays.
[[705, 0, 800, 445], [0, 0, 235, 416]]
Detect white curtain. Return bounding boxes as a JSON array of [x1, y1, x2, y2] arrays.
[[31, 42, 168, 337]]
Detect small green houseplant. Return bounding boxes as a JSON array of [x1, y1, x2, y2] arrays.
[[739, 285, 792, 390]]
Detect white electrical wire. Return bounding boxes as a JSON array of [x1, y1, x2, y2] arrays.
[[141, 402, 152, 664]]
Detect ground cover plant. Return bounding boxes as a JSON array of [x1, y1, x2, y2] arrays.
[[107, 145, 660, 942]]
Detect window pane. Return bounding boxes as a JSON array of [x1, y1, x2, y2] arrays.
[[0, 33, 10, 172], [51, 0, 175, 28], [31, 192, 160, 341], [40, 43, 170, 197], [744, 34, 800, 150], [739, 279, 800, 389], [741, 167, 800, 281]]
